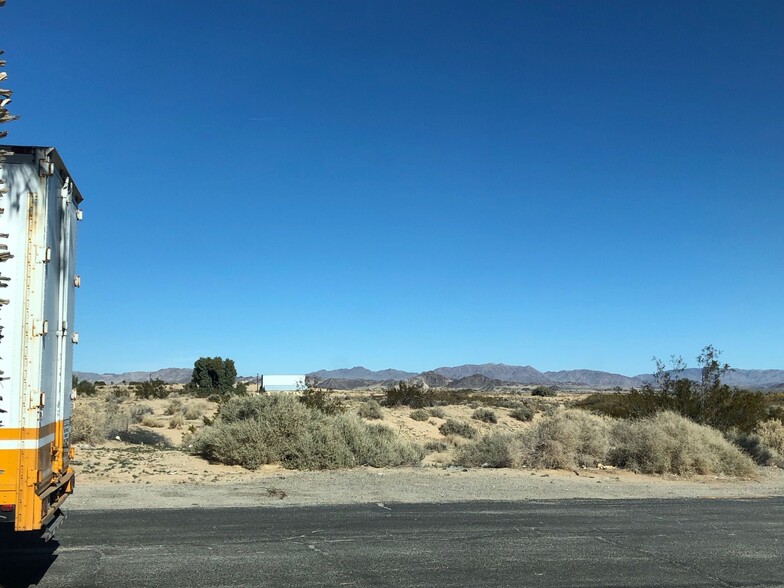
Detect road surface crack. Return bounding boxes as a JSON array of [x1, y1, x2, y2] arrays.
[[593, 530, 734, 587]]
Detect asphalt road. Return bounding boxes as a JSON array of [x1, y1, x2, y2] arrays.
[[2, 498, 783, 587]]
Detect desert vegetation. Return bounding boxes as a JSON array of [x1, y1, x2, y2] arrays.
[[576, 346, 770, 433], [190, 395, 423, 470], [455, 409, 755, 477], [69, 347, 783, 481], [71, 398, 131, 444], [357, 400, 383, 420]]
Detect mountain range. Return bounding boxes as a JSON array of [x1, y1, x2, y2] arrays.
[[307, 363, 784, 391], [75, 363, 784, 391], [74, 368, 192, 384]]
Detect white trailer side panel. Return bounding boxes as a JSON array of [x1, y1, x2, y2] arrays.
[[0, 146, 80, 531]]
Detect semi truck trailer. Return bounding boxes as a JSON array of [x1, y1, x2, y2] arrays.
[[0, 145, 82, 540]]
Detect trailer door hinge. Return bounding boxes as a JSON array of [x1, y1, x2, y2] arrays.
[[33, 319, 48, 336], [38, 159, 54, 178], [29, 392, 45, 410]]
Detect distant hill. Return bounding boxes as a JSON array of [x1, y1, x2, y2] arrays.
[[410, 371, 452, 388], [544, 369, 641, 388], [74, 368, 192, 384], [446, 374, 510, 390], [433, 363, 550, 384], [310, 367, 417, 381]]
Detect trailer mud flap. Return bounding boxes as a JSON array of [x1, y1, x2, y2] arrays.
[[41, 508, 65, 542]]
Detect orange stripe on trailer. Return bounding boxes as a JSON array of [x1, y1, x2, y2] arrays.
[[0, 422, 58, 441], [0, 436, 73, 531]]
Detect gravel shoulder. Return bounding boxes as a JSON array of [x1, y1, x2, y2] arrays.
[[68, 465, 784, 511]]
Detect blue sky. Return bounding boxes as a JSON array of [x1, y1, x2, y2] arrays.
[[2, 1, 782, 376]]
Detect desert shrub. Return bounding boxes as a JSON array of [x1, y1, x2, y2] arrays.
[[299, 388, 345, 415], [136, 379, 169, 400], [581, 347, 767, 433], [575, 393, 641, 419], [357, 400, 383, 420], [410, 409, 430, 422], [756, 419, 784, 455], [509, 405, 534, 422], [169, 414, 186, 429], [519, 409, 609, 469], [384, 381, 433, 408], [531, 386, 557, 397], [183, 401, 207, 420], [141, 415, 163, 428], [472, 408, 497, 424], [70, 399, 130, 444], [608, 412, 755, 477], [429, 407, 446, 419], [111, 386, 132, 401], [439, 419, 477, 439], [578, 386, 766, 434], [455, 433, 518, 468], [191, 395, 422, 470], [165, 399, 183, 416], [730, 430, 783, 467], [75, 379, 96, 397], [424, 440, 449, 453], [94, 381, 107, 387], [129, 404, 154, 423]]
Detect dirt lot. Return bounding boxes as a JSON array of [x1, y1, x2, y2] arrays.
[[66, 387, 784, 510]]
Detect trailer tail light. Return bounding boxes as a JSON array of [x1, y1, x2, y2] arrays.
[[0, 504, 13, 512]]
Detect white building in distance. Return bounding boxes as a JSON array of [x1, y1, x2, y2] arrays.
[[262, 375, 306, 392]]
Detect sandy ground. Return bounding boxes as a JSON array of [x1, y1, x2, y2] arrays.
[[68, 464, 784, 511], [67, 389, 784, 511]]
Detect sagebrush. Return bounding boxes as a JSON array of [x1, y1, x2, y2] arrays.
[[439, 419, 477, 439], [71, 399, 131, 444], [191, 395, 423, 470], [609, 411, 755, 476]]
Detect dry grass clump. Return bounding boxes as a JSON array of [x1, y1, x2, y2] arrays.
[[520, 409, 609, 469], [733, 420, 784, 468], [71, 399, 131, 444], [165, 399, 183, 416], [472, 408, 498, 424], [191, 395, 423, 470], [509, 405, 534, 422], [428, 407, 446, 419], [756, 420, 784, 455], [129, 404, 154, 423], [410, 409, 430, 422], [455, 433, 518, 468], [357, 400, 383, 420], [438, 419, 477, 439], [183, 401, 207, 420], [141, 415, 164, 428], [169, 414, 186, 429], [609, 412, 755, 477], [424, 440, 449, 453]]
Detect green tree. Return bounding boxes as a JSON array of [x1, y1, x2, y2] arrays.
[[191, 357, 238, 394]]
